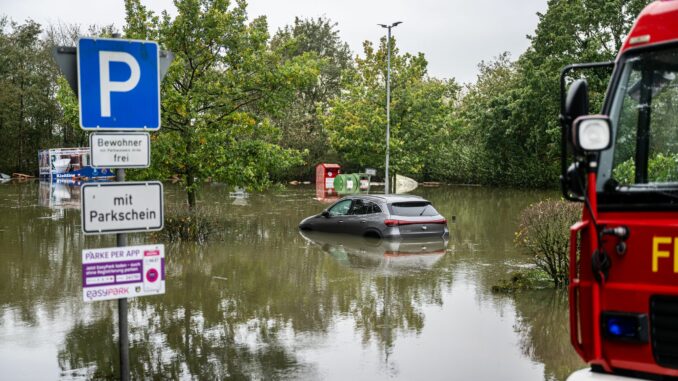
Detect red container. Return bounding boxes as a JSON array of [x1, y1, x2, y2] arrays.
[[315, 163, 341, 202], [315, 163, 341, 190]]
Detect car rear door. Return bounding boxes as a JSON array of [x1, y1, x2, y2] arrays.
[[351, 200, 385, 236]]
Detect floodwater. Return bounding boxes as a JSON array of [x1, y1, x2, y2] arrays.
[[0, 181, 585, 380]]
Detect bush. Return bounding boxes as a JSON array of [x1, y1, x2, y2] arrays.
[[491, 268, 552, 293], [613, 153, 678, 185], [514, 200, 581, 288], [155, 205, 217, 244]]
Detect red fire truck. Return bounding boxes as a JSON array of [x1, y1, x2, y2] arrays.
[[561, 1, 678, 379]]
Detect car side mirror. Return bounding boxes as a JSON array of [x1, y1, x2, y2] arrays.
[[572, 115, 612, 152], [321, 210, 330, 218]]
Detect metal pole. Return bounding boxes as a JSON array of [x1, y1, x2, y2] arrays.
[[116, 168, 130, 381], [385, 26, 391, 195]]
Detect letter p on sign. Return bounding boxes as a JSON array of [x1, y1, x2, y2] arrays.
[[78, 37, 160, 130], [99, 51, 141, 117]]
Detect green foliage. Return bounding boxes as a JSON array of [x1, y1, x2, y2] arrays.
[[515, 200, 581, 287], [491, 268, 552, 293], [321, 37, 460, 179], [155, 205, 217, 243], [444, 0, 651, 187], [269, 17, 352, 178], [0, 0, 657, 188], [0, 18, 62, 174], [0, 18, 126, 175], [123, 0, 317, 206], [613, 153, 678, 185]]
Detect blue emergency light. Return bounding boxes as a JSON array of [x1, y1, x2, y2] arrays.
[[601, 312, 648, 343]]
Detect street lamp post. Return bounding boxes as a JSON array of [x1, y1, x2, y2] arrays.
[[378, 21, 402, 194]]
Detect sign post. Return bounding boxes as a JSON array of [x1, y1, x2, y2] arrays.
[[52, 34, 172, 381], [116, 169, 129, 381]]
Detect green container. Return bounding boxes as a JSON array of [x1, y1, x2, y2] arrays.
[[334, 174, 360, 194]]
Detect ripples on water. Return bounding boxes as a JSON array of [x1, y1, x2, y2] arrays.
[[0, 181, 584, 380]]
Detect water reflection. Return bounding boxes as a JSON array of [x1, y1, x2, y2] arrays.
[[513, 290, 585, 381], [0, 182, 586, 380], [38, 180, 82, 211], [299, 231, 447, 273]]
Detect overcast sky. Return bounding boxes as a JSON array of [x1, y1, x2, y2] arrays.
[[1, 0, 547, 84]]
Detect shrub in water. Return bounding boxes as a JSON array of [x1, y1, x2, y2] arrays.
[[156, 206, 214, 244], [515, 200, 581, 288]]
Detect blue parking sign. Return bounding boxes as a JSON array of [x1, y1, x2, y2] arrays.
[[78, 37, 160, 130]]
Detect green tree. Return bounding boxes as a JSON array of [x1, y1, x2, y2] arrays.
[[46, 24, 119, 149], [321, 37, 460, 179], [0, 18, 62, 174], [124, 0, 318, 207], [269, 17, 353, 178], [451, 0, 651, 187]]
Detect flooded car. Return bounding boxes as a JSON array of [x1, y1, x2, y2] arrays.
[[299, 194, 449, 239]]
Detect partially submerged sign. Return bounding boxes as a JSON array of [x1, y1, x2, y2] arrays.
[[90, 132, 150, 168], [81, 181, 163, 234], [82, 244, 165, 302]]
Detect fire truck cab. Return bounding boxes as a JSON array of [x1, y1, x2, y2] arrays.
[[561, 1, 678, 380]]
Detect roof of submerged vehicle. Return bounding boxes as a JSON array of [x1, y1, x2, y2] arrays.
[[342, 194, 428, 203]]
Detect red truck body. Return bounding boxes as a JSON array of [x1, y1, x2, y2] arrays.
[[566, 1, 678, 378]]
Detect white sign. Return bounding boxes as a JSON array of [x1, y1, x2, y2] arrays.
[[90, 132, 150, 168], [365, 168, 377, 176], [82, 244, 165, 302], [81, 181, 163, 234]]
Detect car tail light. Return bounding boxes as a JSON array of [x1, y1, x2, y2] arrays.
[[384, 219, 447, 226]]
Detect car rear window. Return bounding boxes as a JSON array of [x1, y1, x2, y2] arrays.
[[389, 202, 438, 216]]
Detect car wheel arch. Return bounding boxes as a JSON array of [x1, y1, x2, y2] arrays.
[[363, 229, 382, 239]]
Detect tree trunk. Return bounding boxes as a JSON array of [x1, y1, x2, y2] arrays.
[[186, 172, 196, 209], [19, 75, 25, 172], [185, 128, 196, 208]]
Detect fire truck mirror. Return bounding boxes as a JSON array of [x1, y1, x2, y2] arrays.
[[565, 79, 590, 131]]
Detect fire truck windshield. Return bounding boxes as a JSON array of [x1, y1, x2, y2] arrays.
[[598, 44, 678, 207]]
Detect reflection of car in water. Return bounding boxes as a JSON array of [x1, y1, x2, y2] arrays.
[[299, 230, 448, 272], [299, 194, 449, 239]]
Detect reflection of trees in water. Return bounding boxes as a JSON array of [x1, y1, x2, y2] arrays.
[[56, 234, 451, 378], [513, 290, 585, 381], [58, 313, 117, 379], [351, 275, 432, 349], [416, 186, 559, 293], [416, 186, 555, 253], [418, 186, 584, 381], [57, 306, 304, 380], [2, 183, 580, 379], [0, 182, 113, 322]]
